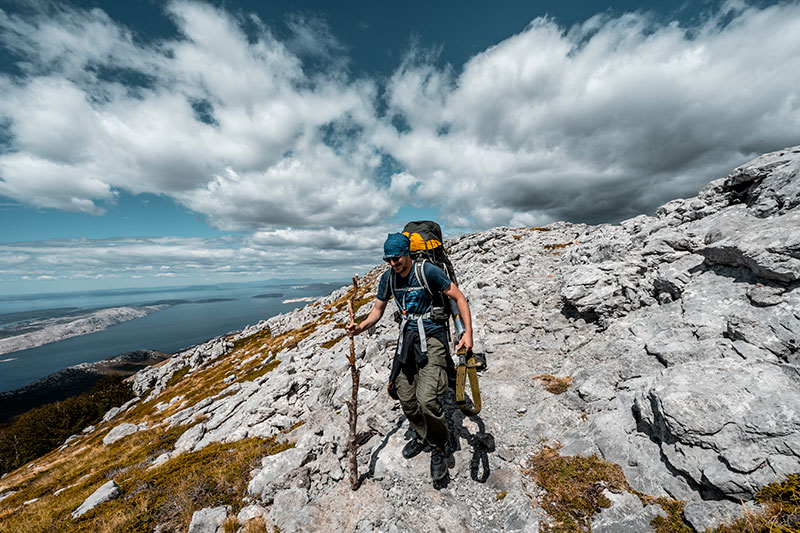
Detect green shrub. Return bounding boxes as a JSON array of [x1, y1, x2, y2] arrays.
[[0, 376, 135, 474]]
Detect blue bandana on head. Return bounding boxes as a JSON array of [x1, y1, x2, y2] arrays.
[[383, 233, 410, 259]]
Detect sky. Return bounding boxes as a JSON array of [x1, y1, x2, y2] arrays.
[[0, 0, 798, 295]]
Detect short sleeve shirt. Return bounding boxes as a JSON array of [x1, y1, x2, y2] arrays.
[[377, 261, 451, 334]]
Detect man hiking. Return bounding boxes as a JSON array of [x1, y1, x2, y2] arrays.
[[346, 232, 473, 482]]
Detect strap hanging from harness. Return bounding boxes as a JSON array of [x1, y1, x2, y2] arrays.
[[455, 348, 482, 415]]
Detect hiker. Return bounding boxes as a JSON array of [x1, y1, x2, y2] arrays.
[[346, 232, 473, 481]]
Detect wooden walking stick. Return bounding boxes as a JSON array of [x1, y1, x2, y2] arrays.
[[346, 275, 361, 490]]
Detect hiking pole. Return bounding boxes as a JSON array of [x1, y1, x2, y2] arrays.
[[346, 275, 361, 490]]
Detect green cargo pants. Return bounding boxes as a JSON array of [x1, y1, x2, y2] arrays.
[[395, 337, 450, 449]]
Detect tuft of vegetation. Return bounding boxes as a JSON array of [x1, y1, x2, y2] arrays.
[[534, 374, 573, 395], [165, 366, 191, 388], [650, 498, 692, 533], [0, 376, 135, 474], [496, 490, 508, 501], [524, 446, 695, 533], [530, 227, 552, 231], [240, 360, 281, 382], [222, 517, 241, 533], [544, 242, 574, 251], [524, 446, 630, 532], [711, 472, 800, 532], [241, 518, 269, 533], [321, 336, 345, 349]]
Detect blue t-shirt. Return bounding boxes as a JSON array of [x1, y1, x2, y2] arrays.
[[377, 261, 451, 334]]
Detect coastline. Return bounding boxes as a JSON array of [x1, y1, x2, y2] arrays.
[[0, 305, 166, 356], [0, 349, 169, 424], [0, 279, 346, 422]]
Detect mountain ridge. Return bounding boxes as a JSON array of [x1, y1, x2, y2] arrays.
[[1, 145, 799, 532]]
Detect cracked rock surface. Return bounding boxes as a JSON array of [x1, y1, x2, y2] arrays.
[[116, 146, 800, 532]]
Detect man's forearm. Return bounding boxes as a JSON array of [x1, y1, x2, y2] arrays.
[[352, 301, 386, 334], [358, 309, 382, 331]]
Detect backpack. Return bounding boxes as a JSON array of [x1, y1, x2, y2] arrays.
[[401, 220, 458, 322]]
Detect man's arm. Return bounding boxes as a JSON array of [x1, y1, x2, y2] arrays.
[[346, 298, 388, 336], [442, 283, 473, 352]]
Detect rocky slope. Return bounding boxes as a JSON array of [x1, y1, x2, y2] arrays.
[[1, 146, 798, 532]]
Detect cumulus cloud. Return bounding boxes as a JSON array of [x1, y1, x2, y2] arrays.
[[1, 0, 799, 289], [251, 226, 386, 250], [0, 0, 389, 229], [0, 235, 379, 285], [380, 1, 800, 226]]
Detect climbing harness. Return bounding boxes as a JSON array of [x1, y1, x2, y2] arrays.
[[389, 260, 435, 358]]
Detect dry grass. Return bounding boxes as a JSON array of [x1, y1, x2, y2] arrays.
[[530, 227, 552, 232], [523, 446, 693, 533], [222, 517, 241, 533], [240, 359, 281, 382], [710, 473, 800, 532], [241, 518, 270, 532], [0, 426, 295, 533], [165, 365, 191, 388], [534, 374, 573, 395], [321, 336, 345, 349], [525, 446, 630, 532], [0, 275, 382, 533], [543, 242, 575, 251]]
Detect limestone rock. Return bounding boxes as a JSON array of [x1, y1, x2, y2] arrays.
[[591, 491, 665, 533], [270, 488, 312, 533], [698, 208, 800, 282], [682, 500, 751, 532], [103, 422, 147, 446], [67, 145, 800, 533], [187, 505, 230, 533], [71, 480, 121, 518], [634, 359, 800, 499], [247, 447, 309, 503]]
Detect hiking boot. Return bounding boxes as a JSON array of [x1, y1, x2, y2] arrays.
[[402, 438, 426, 459], [430, 447, 448, 480]]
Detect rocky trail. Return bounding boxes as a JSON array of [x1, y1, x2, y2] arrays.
[[2, 146, 799, 532]]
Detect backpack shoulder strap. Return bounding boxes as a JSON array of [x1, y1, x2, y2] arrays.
[[415, 259, 432, 296]]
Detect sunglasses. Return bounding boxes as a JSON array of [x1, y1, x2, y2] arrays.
[[384, 256, 404, 264]]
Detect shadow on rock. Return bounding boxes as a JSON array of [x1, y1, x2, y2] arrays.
[[444, 390, 496, 483], [360, 416, 404, 485]]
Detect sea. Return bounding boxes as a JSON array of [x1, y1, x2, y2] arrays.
[[0, 278, 346, 393]]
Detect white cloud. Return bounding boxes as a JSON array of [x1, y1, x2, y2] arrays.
[[250, 226, 385, 250], [0, 153, 115, 214], [380, 1, 800, 225], [0, 0, 797, 282], [0, 234, 380, 284], [0, 1, 390, 231]]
